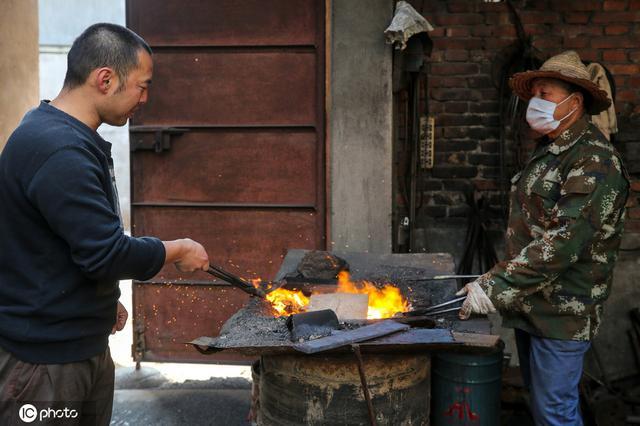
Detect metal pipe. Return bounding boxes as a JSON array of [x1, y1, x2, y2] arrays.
[[352, 344, 377, 426]]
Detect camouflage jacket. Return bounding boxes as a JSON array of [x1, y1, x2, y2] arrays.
[[479, 117, 629, 341]]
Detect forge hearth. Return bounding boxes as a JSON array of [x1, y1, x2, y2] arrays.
[[191, 250, 501, 426]]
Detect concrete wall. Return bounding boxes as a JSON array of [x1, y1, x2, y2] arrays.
[[38, 0, 130, 229], [0, 0, 39, 151], [329, 0, 394, 253]]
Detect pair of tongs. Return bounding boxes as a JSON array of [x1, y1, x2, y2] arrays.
[[205, 264, 267, 298], [408, 295, 467, 317]]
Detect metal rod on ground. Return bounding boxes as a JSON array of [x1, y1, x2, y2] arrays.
[[352, 344, 377, 426]]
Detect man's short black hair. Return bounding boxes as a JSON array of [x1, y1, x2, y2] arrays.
[[63, 23, 152, 90]]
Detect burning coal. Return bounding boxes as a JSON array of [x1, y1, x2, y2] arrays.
[[263, 271, 409, 319]]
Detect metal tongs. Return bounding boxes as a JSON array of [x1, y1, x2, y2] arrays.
[[205, 264, 267, 298], [406, 295, 467, 317]]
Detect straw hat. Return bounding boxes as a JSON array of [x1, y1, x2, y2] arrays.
[[509, 50, 611, 114]]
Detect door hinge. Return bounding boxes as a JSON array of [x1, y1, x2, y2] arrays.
[[129, 126, 189, 153]]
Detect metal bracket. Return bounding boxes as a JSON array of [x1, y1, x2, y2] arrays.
[[129, 126, 189, 153], [132, 321, 146, 363]]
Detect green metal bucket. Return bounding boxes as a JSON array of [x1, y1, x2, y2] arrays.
[[432, 342, 504, 426]]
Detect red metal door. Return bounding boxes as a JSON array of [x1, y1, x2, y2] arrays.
[[127, 0, 326, 363]]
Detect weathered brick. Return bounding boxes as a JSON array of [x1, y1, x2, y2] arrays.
[[492, 25, 518, 37], [480, 166, 501, 179], [431, 88, 483, 101], [551, 0, 603, 11], [484, 13, 513, 25], [623, 219, 640, 233], [429, 76, 468, 88], [560, 25, 603, 37], [443, 102, 469, 113], [447, 0, 480, 13], [523, 24, 551, 36], [591, 36, 640, 48], [437, 139, 479, 152], [484, 37, 518, 49], [445, 27, 471, 37], [628, 207, 640, 220], [448, 205, 472, 217], [444, 50, 470, 62], [533, 35, 564, 49], [422, 179, 443, 191], [604, 0, 629, 11], [609, 64, 640, 74], [432, 166, 478, 179], [616, 90, 637, 102], [473, 179, 500, 191], [629, 51, 640, 63], [592, 11, 640, 23], [578, 49, 601, 62], [442, 179, 474, 192], [564, 12, 591, 24], [435, 37, 484, 50], [467, 75, 494, 89], [628, 75, 640, 88], [631, 180, 640, 192], [469, 102, 499, 114], [430, 63, 480, 75], [423, 205, 448, 218], [433, 14, 484, 26], [521, 11, 562, 24], [439, 112, 484, 126], [468, 153, 500, 167], [605, 24, 630, 34], [603, 49, 628, 62], [563, 36, 589, 49], [480, 141, 499, 153]]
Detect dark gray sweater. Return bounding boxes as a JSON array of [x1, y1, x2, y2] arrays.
[[0, 101, 165, 363]]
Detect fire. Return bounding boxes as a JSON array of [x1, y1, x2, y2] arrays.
[[263, 271, 409, 319], [337, 271, 409, 319], [265, 288, 309, 316]]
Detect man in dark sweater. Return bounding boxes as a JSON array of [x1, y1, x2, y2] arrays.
[[0, 24, 209, 424]]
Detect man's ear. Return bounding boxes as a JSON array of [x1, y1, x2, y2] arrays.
[[574, 91, 584, 110], [94, 67, 115, 94]]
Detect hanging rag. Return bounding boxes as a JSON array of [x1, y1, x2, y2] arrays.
[[587, 62, 617, 141]]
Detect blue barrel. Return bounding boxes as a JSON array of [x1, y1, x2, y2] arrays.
[[431, 342, 504, 426]]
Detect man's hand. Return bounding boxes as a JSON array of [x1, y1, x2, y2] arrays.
[[111, 301, 128, 334], [456, 280, 496, 320], [163, 238, 210, 272]]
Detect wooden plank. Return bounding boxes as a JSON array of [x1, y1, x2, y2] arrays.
[[292, 320, 409, 354]]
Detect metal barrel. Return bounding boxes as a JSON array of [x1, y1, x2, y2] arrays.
[[431, 342, 504, 426]]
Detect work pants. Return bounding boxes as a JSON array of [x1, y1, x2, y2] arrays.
[[0, 345, 114, 425], [515, 328, 590, 426]]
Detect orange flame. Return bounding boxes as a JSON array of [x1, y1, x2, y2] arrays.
[[337, 271, 409, 319], [264, 271, 409, 319]]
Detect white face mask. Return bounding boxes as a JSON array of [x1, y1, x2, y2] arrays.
[[526, 93, 577, 135]]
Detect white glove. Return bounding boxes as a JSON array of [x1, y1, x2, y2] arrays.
[[456, 281, 496, 320]]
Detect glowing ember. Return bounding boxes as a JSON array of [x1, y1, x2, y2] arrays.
[[263, 271, 409, 319], [265, 288, 309, 316]]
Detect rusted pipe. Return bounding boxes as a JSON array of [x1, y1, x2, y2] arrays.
[[351, 344, 377, 426]]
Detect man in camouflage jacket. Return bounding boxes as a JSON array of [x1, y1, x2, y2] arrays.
[[457, 51, 629, 426]]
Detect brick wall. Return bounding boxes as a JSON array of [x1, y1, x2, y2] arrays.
[[397, 0, 640, 248]]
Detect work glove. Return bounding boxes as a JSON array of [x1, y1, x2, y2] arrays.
[[456, 280, 496, 320]]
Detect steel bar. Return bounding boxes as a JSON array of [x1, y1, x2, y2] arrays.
[[423, 306, 462, 316], [421, 296, 466, 312], [351, 344, 377, 426]]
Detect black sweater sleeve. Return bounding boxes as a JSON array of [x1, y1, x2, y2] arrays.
[[26, 146, 165, 281]]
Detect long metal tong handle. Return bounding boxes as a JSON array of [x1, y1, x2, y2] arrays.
[[206, 265, 266, 298], [422, 295, 467, 312]]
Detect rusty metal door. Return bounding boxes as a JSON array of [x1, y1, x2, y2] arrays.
[[127, 0, 326, 363]]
